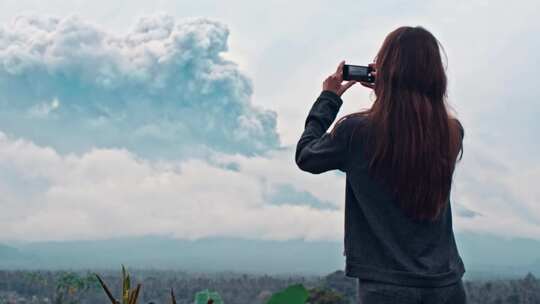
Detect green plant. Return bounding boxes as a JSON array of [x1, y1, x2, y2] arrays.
[[194, 289, 224, 304], [95, 264, 141, 304], [266, 284, 309, 304], [54, 271, 99, 304], [171, 287, 177, 304], [306, 287, 348, 304], [94, 265, 342, 304]]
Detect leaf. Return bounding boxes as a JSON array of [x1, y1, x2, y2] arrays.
[[95, 273, 117, 304], [266, 284, 309, 304], [128, 284, 141, 304], [122, 266, 129, 304], [126, 274, 131, 294], [171, 288, 177, 304], [194, 290, 223, 304]]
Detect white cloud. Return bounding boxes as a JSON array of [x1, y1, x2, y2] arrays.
[[0, 131, 343, 242], [1, 129, 538, 243], [27, 97, 60, 118], [0, 13, 279, 158], [453, 142, 540, 240]]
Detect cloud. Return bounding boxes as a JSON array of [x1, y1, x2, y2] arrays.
[[454, 205, 481, 219], [0, 14, 280, 158], [27, 97, 60, 118], [452, 142, 540, 240], [0, 131, 343, 242], [2, 128, 533, 243], [0, 6, 539, 244], [263, 183, 339, 211]]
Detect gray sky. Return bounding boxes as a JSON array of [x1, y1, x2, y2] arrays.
[[0, 0, 538, 242]]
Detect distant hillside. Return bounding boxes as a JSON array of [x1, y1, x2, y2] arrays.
[[1, 232, 540, 280], [0, 244, 20, 259], [1, 236, 343, 276], [456, 232, 540, 279]]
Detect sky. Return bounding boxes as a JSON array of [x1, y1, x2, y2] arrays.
[[0, 0, 538, 243]]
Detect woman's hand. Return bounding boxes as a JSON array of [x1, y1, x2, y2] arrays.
[[358, 62, 377, 90], [323, 60, 357, 97]]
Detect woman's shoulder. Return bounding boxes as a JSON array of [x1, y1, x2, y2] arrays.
[[330, 112, 370, 140], [335, 112, 370, 129]]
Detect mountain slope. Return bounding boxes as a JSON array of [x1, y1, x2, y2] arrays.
[[2, 233, 539, 279]]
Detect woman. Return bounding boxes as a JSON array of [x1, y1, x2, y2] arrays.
[[295, 26, 467, 303]]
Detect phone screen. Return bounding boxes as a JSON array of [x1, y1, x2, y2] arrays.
[[344, 64, 374, 82], [348, 65, 369, 76]]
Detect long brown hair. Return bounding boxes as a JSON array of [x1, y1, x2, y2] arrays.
[[332, 26, 463, 221]]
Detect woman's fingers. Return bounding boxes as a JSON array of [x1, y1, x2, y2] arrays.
[[336, 60, 345, 74], [368, 62, 377, 78], [335, 60, 345, 81], [342, 80, 356, 90], [359, 81, 374, 89], [338, 80, 357, 95]]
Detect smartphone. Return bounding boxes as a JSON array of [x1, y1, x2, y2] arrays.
[[343, 64, 375, 83]]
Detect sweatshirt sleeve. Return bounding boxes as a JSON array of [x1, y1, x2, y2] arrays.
[[295, 90, 351, 174]]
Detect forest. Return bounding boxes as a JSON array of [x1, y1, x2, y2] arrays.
[[0, 269, 539, 304]]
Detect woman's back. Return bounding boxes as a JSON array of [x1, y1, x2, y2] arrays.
[[342, 114, 465, 287], [296, 102, 465, 286], [296, 90, 465, 286]]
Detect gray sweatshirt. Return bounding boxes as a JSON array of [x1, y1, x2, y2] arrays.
[[295, 90, 465, 287]]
